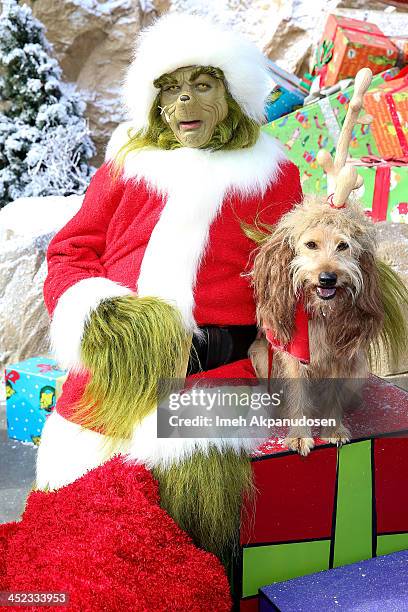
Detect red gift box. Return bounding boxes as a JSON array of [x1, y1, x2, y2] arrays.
[[364, 73, 408, 159], [237, 376, 408, 610], [320, 14, 398, 87]]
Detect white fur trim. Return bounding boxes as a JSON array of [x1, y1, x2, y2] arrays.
[[122, 13, 272, 130], [50, 277, 132, 370], [126, 408, 263, 470], [36, 411, 128, 490], [107, 129, 286, 331], [106, 124, 286, 195]]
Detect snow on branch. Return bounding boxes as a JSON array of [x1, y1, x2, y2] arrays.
[[24, 119, 96, 197]]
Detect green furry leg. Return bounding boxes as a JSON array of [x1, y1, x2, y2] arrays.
[[75, 295, 191, 441], [152, 446, 254, 567]]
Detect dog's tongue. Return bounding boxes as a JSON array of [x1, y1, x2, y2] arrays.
[[317, 287, 336, 298]]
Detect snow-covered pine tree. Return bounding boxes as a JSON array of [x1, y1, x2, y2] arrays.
[[0, 0, 95, 207]]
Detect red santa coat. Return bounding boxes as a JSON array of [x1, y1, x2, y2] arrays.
[[44, 129, 302, 423]]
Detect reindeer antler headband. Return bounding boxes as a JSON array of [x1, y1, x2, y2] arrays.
[[317, 67, 373, 209]]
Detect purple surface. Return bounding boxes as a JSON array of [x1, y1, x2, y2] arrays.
[[260, 550, 408, 611]]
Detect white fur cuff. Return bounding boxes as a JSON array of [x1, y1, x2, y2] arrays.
[[50, 277, 132, 371], [127, 409, 262, 470]]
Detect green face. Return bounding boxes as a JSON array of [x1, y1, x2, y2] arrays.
[[158, 66, 229, 148]]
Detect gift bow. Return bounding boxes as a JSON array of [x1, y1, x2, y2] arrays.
[[314, 40, 334, 73], [6, 370, 20, 383], [313, 39, 334, 85], [37, 363, 55, 373], [349, 155, 408, 167]]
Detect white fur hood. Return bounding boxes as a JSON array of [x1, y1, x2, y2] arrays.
[[122, 13, 273, 130]]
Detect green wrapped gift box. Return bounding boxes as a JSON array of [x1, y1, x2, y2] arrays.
[[262, 68, 399, 197], [354, 161, 408, 223], [237, 377, 408, 611]]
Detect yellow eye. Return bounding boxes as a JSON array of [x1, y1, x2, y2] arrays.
[[196, 82, 210, 90], [164, 85, 180, 93]]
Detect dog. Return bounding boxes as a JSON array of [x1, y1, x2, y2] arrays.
[[249, 195, 385, 455], [249, 68, 407, 455]]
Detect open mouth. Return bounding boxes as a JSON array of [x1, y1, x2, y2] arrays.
[[179, 120, 202, 131], [316, 286, 337, 300]]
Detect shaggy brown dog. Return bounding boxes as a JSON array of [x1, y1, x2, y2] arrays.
[[249, 195, 385, 455], [249, 68, 408, 455]]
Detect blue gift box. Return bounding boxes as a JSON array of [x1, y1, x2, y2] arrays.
[[4, 357, 67, 444], [265, 85, 306, 123], [259, 550, 408, 611], [265, 60, 308, 123]]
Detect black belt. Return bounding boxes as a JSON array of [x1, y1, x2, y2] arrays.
[[187, 325, 258, 375]]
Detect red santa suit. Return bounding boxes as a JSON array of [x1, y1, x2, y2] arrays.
[[36, 13, 302, 490]]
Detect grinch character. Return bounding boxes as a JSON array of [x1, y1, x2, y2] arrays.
[[5, 380, 16, 399], [39, 385, 56, 412], [16, 13, 302, 603]]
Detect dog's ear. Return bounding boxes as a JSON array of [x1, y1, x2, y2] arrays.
[[327, 251, 383, 358], [252, 227, 296, 345], [357, 252, 384, 320]]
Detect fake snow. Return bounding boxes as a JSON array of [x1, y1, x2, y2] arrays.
[[0, 194, 82, 241], [71, 0, 132, 15]]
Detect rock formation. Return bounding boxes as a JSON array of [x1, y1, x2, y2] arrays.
[[0, 195, 83, 371], [26, 0, 406, 164]]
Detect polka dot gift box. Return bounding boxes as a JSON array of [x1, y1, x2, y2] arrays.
[[4, 357, 67, 445]]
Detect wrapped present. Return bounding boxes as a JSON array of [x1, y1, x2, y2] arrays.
[[319, 14, 398, 88], [237, 376, 408, 611], [299, 72, 313, 92], [4, 356, 67, 444], [352, 156, 408, 223], [364, 73, 408, 159], [259, 550, 408, 611], [267, 60, 310, 96], [262, 68, 399, 197], [337, 7, 408, 60], [264, 61, 309, 122], [265, 85, 305, 123]]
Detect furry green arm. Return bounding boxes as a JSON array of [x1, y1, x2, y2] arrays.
[[74, 295, 191, 440]]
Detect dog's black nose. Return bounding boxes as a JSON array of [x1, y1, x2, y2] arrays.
[[180, 95, 190, 101], [319, 271, 337, 287]]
